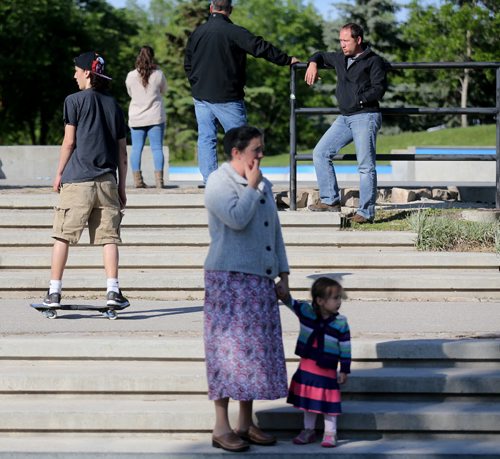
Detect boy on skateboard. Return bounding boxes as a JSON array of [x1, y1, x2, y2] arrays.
[[42, 51, 129, 309]]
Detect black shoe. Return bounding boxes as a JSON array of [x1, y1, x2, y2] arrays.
[[350, 213, 374, 224], [43, 290, 61, 307], [106, 290, 130, 308], [308, 201, 341, 212]]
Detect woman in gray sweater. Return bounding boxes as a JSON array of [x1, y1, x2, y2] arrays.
[[204, 126, 290, 452]]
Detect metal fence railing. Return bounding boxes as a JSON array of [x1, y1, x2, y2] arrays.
[[289, 62, 500, 210]]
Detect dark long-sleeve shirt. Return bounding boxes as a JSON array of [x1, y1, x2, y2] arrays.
[[184, 13, 292, 103], [309, 47, 387, 115]]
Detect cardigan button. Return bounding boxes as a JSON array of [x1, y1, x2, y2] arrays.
[[264, 221, 269, 227], [266, 268, 272, 275], [260, 199, 265, 204], [266, 246, 271, 251]]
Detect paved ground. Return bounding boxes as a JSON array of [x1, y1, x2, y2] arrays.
[[2, 299, 498, 340]]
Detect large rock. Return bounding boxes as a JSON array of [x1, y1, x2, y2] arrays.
[[391, 187, 417, 203]]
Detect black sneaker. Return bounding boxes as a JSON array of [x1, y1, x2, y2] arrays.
[[43, 290, 61, 307], [106, 290, 130, 308]]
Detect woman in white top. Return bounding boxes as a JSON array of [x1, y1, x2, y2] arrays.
[[126, 46, 167, 188]]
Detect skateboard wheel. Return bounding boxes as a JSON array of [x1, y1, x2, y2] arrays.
[[106, 309, 117, 320], [43, 309, 57, 319]]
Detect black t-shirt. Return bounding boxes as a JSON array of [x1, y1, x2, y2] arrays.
[[61, 89, 126, 183]]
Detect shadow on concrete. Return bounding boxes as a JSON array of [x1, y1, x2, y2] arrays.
[[307, 272, 352, 282], [0, 184, 51, 189], [51, 305, 204, 320], [0, 160, 6, 179]]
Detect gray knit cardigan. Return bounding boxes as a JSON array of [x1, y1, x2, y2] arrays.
[[204, 162, 289, 279]]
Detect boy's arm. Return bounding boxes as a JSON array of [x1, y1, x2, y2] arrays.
[[53, 124, 76, 192]]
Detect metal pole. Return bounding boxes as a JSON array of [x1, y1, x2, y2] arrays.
[[289, 64, 297, 211], [496, 67, 500, 209]]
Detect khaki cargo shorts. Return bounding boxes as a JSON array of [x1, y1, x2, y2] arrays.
[[52, 173, 122, 245]]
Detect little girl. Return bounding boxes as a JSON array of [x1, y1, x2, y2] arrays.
[[278, 276, 351, 448]]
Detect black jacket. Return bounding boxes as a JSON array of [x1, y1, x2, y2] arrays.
[[309, 47, 387, 115], [184, 13, 292, 103]]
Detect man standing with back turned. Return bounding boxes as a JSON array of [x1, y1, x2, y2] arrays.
[[42, 51, 129, 309], [184, 0, 298, 184], [306, 23, 387, 223]]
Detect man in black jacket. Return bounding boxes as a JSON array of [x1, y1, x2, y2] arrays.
[[184, 0, 298, 184], [305, 23, 387, 223]]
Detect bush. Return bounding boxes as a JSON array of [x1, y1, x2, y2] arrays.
[[409, 209, 499, 253]]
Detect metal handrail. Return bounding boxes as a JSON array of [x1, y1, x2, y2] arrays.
[[289, 61, 500, 210]]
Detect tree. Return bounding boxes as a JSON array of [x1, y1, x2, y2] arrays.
[[0, 0, 137, 145], [323, 0, 403, 60], [399, 0, 499, 128], [231, 0, 329, 156]]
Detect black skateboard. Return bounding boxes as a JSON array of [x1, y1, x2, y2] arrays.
[[30, 303, 129, 320]]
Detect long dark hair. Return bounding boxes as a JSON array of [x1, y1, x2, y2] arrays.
[[311, 277, 343, 316], [136, 45, 157, 87]]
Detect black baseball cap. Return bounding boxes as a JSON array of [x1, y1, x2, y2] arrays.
[[74, 51, 112, 80]]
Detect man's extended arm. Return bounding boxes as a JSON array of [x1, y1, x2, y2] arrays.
[[233, 26, 295, 66], [305, 52, 336, 86]]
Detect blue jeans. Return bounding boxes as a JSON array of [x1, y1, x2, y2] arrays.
[[130, 122, 165, 172], [313, 112, 382, 219], [193, 99, 247, 183]]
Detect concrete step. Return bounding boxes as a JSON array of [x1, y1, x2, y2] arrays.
[[4, 268, 499, 301], [1, 361, 498, 396], [1, 336, 498, 365], [0, 227, 417, 247], [0, 434, 498, 458], [0, 208, 342, 228], [0, 191, 206, 209], [3, 299, 499, 340], [3, 246, 498, 269], [0, 395, 497, 433]]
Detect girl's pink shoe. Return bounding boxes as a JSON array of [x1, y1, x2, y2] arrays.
[[293, 429, 316, 444], [321, 431, 337, 447]]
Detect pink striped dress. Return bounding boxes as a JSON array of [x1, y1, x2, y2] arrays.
[[287, 340, 342, 415]]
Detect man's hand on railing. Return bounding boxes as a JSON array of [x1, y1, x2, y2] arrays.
[[304, 61, 319, 86]]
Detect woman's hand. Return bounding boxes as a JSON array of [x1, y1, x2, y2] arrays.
[[244, 159, 262, 189], [276, 273, 290, 303]]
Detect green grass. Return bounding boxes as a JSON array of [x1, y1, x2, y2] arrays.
[[408, 209, 499, 252], [265, 124, 496, 167], [171, 124, 495, 166], [346, 208, 499, 253]]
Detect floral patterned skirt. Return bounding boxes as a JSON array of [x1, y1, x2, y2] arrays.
[[204, 270, 288, 401]]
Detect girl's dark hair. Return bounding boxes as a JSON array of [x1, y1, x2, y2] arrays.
[[311, 277, 343, 315], [136, 46, 157, 87], [223, 125, 262, 159]]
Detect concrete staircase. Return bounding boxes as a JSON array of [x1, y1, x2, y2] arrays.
[[0, 335, 499, 457], [0, 186, 499, 457], [0, 189, 498, 301]]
